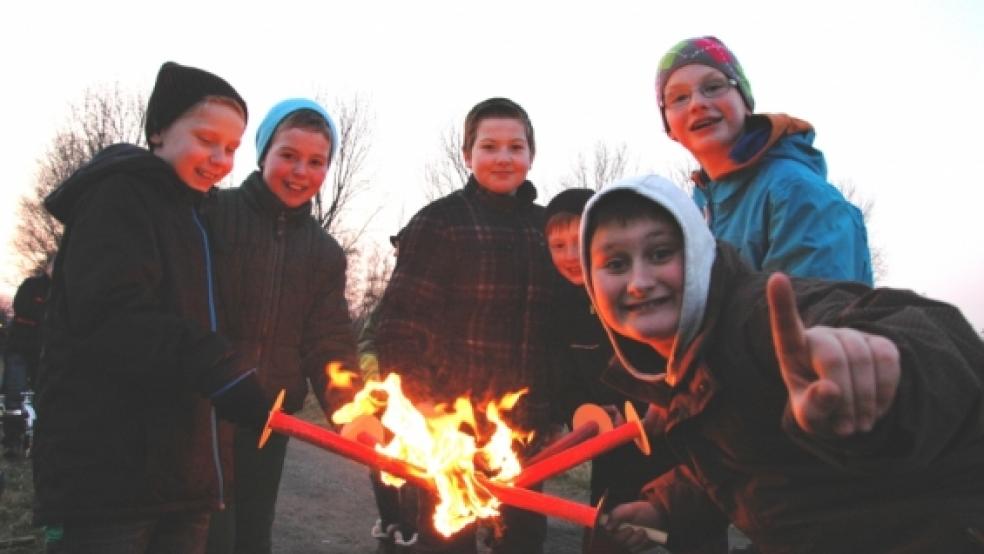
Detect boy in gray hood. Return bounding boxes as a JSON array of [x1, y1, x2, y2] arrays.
[[581, 175, 984, 553]]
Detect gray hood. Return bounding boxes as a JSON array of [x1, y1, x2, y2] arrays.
[[579, 175, 716, 386]]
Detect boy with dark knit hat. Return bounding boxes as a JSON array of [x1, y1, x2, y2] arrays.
[[584, 175, 984, 553], [34, 61, 267, 553], [205, 97, 358, 554], [657, 36, 873, 285], [373, 97, 555, 553]]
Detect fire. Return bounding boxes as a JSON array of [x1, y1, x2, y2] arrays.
[[326, 361, 359, 389], [330, 372, 531, 536]]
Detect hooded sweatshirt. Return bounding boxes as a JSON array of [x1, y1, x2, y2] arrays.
[[693, 114, 873, 285], [579, 175, 984, 553], [35, 143, 235, 524]]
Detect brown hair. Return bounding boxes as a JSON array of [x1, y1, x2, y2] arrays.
[[545, 212, 580, 237], [259, 109, 333, 166], [462, 97, 535, 157], [203, 95, 247, 120], [147, 96, 246, 151], [273, 109, 332, 141], [585, 190, 680, 248]]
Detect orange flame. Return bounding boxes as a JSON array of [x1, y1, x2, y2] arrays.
[[326, 361, 359, 389], [330, 372, 531, 536]]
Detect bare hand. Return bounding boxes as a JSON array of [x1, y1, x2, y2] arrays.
[[602, 501, 664, 552], [767, 273, 901, 437], [602, 404, 625, 426]]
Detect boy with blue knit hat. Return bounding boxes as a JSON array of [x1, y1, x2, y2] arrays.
[[656, 36, 874, 285], [35, 61, 263, 553], [205, 98, 358, 554]]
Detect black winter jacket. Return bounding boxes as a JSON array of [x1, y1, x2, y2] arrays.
[[34, 144, 236, 524], [208, 171, 356, 414]]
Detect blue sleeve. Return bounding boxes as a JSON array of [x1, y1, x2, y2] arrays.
[[764, 176, 874, 285]]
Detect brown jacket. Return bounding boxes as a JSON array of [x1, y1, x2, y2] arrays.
[[606, 245, 984, 553]]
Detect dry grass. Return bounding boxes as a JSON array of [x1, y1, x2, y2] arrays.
[[0, 455, 42, 553]]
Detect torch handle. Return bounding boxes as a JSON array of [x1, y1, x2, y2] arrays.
[[479, 478, 598, 528], [524, 420, 600, 466], [263, 400, 434, 492], [513, 419, 641, 488]]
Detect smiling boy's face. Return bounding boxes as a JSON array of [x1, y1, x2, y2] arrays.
[[463, 117, 532, 195], [151, 100, 245, 192], [262, 126, 332, 208], [663, 64, 750, 160], [589, 214, 684, 355], [547, 217, 583, 285]]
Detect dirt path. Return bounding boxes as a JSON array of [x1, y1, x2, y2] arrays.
[[273, 439, 586, 553]]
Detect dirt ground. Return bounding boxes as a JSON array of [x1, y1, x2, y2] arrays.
[[273, 438, 597, 553], [1, 399, 666, 554]]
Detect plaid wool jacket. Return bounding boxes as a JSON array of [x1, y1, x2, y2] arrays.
[[374, 177, 557, 428]]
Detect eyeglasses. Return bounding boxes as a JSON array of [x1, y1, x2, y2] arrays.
[[661, 78, 738, 112]]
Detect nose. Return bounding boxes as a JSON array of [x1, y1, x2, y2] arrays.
[[686, 91, 710, 112], [292, 160, 306, 176], [495, 147, 511, 164], [626, 262, 655, 297], [209, 146, 233, 171]]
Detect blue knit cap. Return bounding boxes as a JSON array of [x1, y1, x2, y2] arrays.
[[255, 98, 338, 166]]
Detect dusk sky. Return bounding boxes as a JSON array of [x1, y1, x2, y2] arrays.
[[2, 0, 982, 330]]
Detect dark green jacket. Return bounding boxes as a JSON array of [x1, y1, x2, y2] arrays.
[[208, 172, 356, 414]]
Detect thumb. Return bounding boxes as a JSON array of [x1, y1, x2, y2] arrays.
[[767, 273, 810, 387]]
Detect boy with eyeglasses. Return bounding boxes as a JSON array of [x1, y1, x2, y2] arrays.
[[657, 36, 873, 285]]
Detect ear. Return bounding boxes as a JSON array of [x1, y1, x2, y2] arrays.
[[462, 148, 473, 170], [148, 133, 163, 148]]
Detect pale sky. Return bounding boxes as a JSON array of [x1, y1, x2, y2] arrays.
[[2, 0, 982, 331]]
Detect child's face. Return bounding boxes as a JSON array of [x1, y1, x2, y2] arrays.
[[151, 101, 245, 192], [663, 64, 750, 159], [262, 127, 332, 208], [463, 117, 532, 195], [547, 217, 584, 285], [589, 215, 684, 353]]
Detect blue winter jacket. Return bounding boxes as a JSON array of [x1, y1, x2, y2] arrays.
[[693, 114, 873, 285]]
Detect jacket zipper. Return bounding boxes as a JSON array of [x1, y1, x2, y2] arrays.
[[192, 206, 225, 510], [257, 212, 286, 377]]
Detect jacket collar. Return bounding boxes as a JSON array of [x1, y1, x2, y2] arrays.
[[693, 113, 814, 191], [241, 170, 313, 223], [463, 175, 538, 211]]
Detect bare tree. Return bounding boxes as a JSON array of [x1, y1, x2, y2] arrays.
[[833, 179, 886, 283], [0, 294, 11, 325], [422, 125, 469, 201], [12, 84, 145, 276], [557, 141, 631, 193], [346, 243, 396, 324], [656, 161, 701, 197], [312, 94, 376, 255]]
